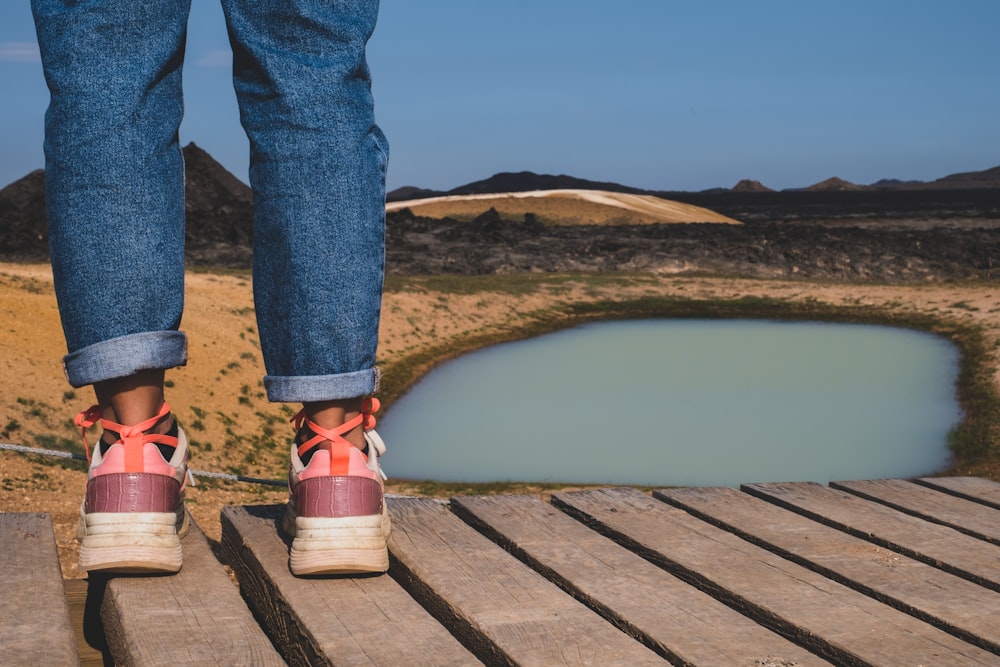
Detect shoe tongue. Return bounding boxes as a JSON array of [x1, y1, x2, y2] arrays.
[[98, 433, 117, 456], [300, 439, 367, 467], [300, 439, 334, 466], [156, 419, 180, 460]]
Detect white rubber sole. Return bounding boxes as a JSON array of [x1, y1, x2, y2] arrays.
[[78, 506, 189, 574], [285, 505, 392, 576]]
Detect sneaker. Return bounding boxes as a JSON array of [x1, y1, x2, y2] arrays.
[[283, 397, 391, 576], [75, 402, 190, 574]]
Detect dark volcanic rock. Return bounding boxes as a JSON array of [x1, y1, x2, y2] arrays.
[[386, 209, 1000, 282], [664, 188, 1000, 225], [3, 150, 999, 281], [0, 169, 48, 260], [465, 207, 542, 243]]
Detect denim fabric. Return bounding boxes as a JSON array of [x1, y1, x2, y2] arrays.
[[32, 0, 386, 402], [32, 0, 190, 387], [63, 332, 188, 388], [222, 0, 387, 401]]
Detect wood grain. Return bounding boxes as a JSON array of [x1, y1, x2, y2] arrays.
[[743, 481, 1000, 592], [0, 512, 79, 665], [656, 485, 1000, 655], [915, 476, 1000, 510], [387, 496, 665, 666], [832, 478, 1000, 544], [452, 493, 828, 666], [100, 515, 285, 666], [221, 503, 478, 666], [553, 487, 998, 666]]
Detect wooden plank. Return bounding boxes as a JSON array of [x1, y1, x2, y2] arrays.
[[552, 487, 999, 666], [0, 513, 79, 665], [100, 515, 285, 666], [221, 504, 478, 666], [915, 476, 1000, 511], [386, 496, 665, 666], [656, 485, 1000, 655], [451, 493, 829, 666], [832, 478, 1000, 544], [743, 481, 1000, 592]]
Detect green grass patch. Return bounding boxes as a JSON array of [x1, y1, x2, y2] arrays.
[[384, 272, 655, 296]]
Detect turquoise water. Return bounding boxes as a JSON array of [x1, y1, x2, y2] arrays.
[[378, 320, 961, 487]]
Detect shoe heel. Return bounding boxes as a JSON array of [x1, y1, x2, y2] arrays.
[[288, 510, 392, 575], [78, 510, 189, 573], [78, 544, 184, 574]]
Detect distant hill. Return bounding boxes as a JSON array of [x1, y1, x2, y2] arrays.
[[868, 166, 1000, 191], [181, 142, 253, 248], [930, 165, 1000, 189], [731, 179, 773, 193], [870, 178, 925, 189], [802, 177, 870, 192], [384, 185, 439, 201], [0, 169, 47, 258], [387, 171, 646, 202], [389, 164, 1000, 202], [448, 171, 649, 197], [0, 143, 253, 262]]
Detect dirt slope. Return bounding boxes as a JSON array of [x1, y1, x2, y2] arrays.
[[386, 189, 741, 225]]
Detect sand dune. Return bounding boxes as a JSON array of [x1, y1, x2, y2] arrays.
[[387, 189, 741, 225]]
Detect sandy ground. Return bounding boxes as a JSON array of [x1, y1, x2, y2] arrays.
[[386, 189, 741, 224], [2, 261, 999, 578]]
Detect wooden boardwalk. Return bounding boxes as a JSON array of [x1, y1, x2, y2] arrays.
[[7, 477, 1000, 665]]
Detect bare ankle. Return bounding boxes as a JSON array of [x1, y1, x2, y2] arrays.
[[94, 369, 167, 427], [301, 398, 366, 449]]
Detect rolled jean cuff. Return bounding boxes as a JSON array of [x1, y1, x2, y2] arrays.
[[264, 367, 380, 403], [63, 331, 188, 387]]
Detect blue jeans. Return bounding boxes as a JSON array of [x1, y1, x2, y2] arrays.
[[31, 0, 387, 402]]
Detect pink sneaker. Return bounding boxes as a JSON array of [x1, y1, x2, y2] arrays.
[[283, 398, 391, 576], [75, 403, 190, 574]]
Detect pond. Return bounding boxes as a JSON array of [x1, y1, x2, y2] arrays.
[[378, 319, 961, 487]]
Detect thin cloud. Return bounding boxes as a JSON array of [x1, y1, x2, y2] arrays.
[[0, 41, 40, 63]]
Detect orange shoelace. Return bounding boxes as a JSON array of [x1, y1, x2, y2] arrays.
[[291, 397, 380, 456], [291, 398, 380, 475], [76, 402, 177, 472]]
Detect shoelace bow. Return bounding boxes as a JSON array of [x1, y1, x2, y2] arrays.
[[75, 402, 177, 468], [291, 397, 381, 459]]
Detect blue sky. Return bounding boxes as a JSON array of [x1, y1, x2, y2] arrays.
[[2, 1, 998, 192]]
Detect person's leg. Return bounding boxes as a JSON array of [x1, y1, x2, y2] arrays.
[[32, 0, 192, 573], [33, 0, 190, 401], [223, 0, 386, 406], [221, 0, 389, 575]]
